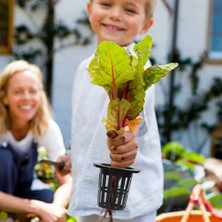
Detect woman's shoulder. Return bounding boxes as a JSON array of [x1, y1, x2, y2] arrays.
[[45, 119, 62, 136], [37, 119, 65, 155], [38, 119, 62, 141]]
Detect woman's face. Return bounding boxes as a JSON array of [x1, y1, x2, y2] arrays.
[[3, 70, 41, 126]]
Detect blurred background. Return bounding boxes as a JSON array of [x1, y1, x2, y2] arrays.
[[1, 0, 222, 215]]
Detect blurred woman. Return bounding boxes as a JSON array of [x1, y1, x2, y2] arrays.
[[0, 60, 72, 222]]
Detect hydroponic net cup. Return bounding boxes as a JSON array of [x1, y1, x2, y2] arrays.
[[94, 163, 140, 211]]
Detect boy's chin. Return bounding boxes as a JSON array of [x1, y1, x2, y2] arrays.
[[98, 37, 129, 47]]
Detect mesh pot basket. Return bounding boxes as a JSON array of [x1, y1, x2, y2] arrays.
[[94, 163, 140, 211]]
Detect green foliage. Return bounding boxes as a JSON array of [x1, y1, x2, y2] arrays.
[[208, 194, 222, 209], [66, 215, 78, 222], [34, 147, 58, 190], [159, 159, 196, 213], [14, 0, 92, 60], [162, 141, 205, 169], [0, 211, 8, 221], [154, 51, 222, 150], [14, 0, 93, 98], [160, 141, 222, 213], [163, 141, 185, 161], [89, 36, 178, 133]]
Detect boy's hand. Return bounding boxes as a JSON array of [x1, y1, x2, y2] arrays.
[[107, 131, 138, 168]]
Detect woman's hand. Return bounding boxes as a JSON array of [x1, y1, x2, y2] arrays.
[[107, 131, 138, 168], [55, 154, 71, 176], [31, 200, 67, 222]]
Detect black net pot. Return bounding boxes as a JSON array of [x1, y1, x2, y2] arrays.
[[94, 163, 140, 211]]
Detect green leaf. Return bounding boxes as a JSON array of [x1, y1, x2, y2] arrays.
[[105, 98, 131, 132], [66, 216, 78, 222], [126, 36, 153, 119], [163, 141, 185, 161], [88, 41, 135, 99], [164, 187, 190, 199], [143, 63, 178, 90], [127, 78, 145, 120], [177, 178, 196, 190], [0, 211, 8, 220], [164, 171, 181, 181], [209, 194, 222, 209], [88, 36, 178, 133], [182, 151, 205, 164], [133, 35, 152, 73]]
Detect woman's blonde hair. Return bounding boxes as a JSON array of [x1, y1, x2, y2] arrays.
[[0, 60, 52, 137]]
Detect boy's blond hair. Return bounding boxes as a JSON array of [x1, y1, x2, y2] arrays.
[[145, 0, 158, 20], [0, 60, 52, 137]]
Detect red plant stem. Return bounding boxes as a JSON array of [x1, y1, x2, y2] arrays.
[[122, 116, 128, 128], [100, 209, 113, 222], [122, 81, 130, 99], [111, 60, 117, 100]]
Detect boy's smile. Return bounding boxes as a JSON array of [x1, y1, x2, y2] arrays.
[[87, 0, 153, 46], [102, 23, 125, 32]]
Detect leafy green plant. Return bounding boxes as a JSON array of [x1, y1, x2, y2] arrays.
[[14, 0, 93, 99], [66, 215, 78, 222], [162, 141, 205, 169], [34, 147, 58, 190], [209, 194, 222, 209], [159, 158, 197, 213], [88, 35, 178, 222], [159, 141, 222, 214], [89, 35, 178, 135], [0, 211, 8, 221]]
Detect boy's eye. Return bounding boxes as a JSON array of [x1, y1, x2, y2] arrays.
[[100, 1, 111, 7], [125, 8, 136, 14]]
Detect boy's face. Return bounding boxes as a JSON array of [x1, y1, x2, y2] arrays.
[[87, 0, 153, 46]]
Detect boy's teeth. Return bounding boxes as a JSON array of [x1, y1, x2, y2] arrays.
[[107, 24, 121, 31]]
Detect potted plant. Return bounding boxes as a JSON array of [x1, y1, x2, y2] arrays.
[[88, 35, 178, 221]]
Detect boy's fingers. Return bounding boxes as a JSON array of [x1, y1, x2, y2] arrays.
[[107, 130, 118, 139], [111, 158, 136, 168], [110, 140, 138, 154], [110, 148, 137, 162], [112, 131, 135, 146]]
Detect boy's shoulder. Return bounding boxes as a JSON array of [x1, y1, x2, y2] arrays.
[[78, 54, 95, 69]]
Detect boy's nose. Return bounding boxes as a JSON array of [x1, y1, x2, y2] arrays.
[[109, 7, 122, 20]]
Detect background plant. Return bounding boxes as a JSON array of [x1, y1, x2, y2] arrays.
[[152, 52, 222, 153], [159, 141, 222, 214], [14, 0, 92, 99]]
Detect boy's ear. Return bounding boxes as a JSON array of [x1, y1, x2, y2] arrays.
[[87, 1, 92, 15], [140, 18, 154, 35]]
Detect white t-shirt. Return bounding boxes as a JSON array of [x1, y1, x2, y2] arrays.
[[0, 119, 65, 161]]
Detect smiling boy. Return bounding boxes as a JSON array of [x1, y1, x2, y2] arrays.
[[68, 0, 163, 221]]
